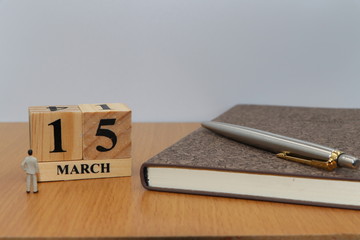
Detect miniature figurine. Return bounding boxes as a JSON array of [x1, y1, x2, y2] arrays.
[[21, 149, 39, 193]]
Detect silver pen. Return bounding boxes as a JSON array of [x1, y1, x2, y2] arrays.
[[202, 121, 360, 171]]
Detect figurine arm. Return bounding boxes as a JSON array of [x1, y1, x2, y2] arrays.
[[21, 159, 26, 171], [35, 158, 39, 173]]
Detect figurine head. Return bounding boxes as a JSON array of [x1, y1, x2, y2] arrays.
[[28, 149, 33, 156]]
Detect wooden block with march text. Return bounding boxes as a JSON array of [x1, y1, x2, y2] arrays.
[[29, 105, 82, 162], [38, 158, 131, 182], [79, 103, 131, 160]]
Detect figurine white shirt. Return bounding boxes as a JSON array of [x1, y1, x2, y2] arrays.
[[21, 156, 39, 174]]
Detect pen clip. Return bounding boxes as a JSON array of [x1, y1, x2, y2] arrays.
[[276, 151, 340, 171]]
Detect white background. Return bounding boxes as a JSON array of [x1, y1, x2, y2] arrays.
[[1, 0, 359, 122]]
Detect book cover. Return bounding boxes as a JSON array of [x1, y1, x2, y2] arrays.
[[140, 105, 360, 209]]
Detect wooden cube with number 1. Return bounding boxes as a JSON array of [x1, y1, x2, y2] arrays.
[[29, 105, 82, 162], [79, 103, 131, 160]]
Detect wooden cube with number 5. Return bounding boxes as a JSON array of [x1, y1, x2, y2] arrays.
[[79, 103, 131, 160], [29, 106, 83, 162]]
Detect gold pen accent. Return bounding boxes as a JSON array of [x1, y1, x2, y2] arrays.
[[276, 150, 342, 171]]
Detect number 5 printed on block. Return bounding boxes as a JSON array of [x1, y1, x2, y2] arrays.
[[79, 103, 131, 160], [96, 119, 117, 152]]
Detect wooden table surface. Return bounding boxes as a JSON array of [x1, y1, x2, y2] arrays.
[[1, 122, 360, 239]]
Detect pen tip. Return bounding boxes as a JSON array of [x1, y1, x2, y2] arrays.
[[338, 154, 360, 169], [354, 159, 360, 169]]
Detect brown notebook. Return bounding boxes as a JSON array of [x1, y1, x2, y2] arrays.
[[140, 105, 360, 209]]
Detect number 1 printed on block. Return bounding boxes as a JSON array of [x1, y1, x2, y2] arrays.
[[29, 105, 83, 162]]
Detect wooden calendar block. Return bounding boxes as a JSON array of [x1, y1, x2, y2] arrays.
[[37, 158, 131, 182], [29, 105, 82, 162], [79, 103, 131, 160]]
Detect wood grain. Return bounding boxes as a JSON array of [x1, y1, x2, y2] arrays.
[[29, 105, 82, 161], [79, 103, 131, 160], [1, 122, 360, 238]]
